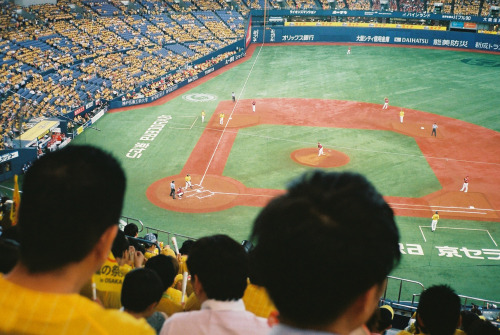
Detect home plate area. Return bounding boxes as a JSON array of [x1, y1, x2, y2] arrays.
[[184, 185, 215, 199], [146, 174, 245, 213]]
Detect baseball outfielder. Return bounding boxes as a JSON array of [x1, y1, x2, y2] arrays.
[[460, 176, 469, 192], [431, 211, 439, 232], [201, 110, 205, 122]]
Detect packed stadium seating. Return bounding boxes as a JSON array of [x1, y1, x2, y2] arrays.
[[0, 0, 247, 149]]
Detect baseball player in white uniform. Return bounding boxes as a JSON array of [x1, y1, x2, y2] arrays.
[[460, 176, 469, 192], [318, 142, 324, 157]]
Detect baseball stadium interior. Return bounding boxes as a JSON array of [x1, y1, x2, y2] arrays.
[[0, 0, 499, 333]]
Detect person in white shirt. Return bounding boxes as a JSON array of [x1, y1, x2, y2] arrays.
[[160, 235, 269, 335]]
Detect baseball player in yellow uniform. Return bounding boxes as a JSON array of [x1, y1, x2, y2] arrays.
[[219, 113, 224, 125], [431, 211, 439, 232], [185, 174, 193, 189], [201, 110, 205, 123], [399, 110, 404, 123]]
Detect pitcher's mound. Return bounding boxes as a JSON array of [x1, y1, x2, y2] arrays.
[[291, 148, 350, 168]]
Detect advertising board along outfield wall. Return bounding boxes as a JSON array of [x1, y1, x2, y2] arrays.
[[251, 26, 500, 53]]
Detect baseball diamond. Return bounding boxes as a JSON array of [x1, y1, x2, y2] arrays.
[[74, 44, 500, 302]]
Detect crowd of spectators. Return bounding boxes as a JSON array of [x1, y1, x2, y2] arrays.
[[346, 0, 372, 10], [0, 1, 246, 149], [398, 0, 426, 12], [481, 0, 500, 16], [454, 0, 481, 15]]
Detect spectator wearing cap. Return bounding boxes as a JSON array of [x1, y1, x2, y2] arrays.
[[121, 268, 167, 334], [160, 234, 270, 335], [144, 233, 160, 260]]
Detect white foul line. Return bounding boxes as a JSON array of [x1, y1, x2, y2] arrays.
[[390, 206, 488, 215], [419, 226, 498, 246], [190, 116, 198, 130], [199, 46, 266, 186], [419, 226, 427, 242]]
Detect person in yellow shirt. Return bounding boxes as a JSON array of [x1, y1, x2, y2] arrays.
[[0, 145, 154, 334], [431, 211, 439, 232], [201, 110, 206, 122], [185, 173, 193, 189], [145, 254, 184, 316], [400, 109, 405, 123], [242, 279, 276, 318], [219, 112, 224, 125]]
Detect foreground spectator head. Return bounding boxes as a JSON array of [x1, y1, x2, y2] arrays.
[[460, 310, 480, 333], [18, 144, 126, 273], [1, 145, 154, 334], [466, 318, 500, 335], [121, 267, 164, 317], [187, 234, 248, 302], [179, 239, 194, 255], [121, 267, 166, 333], [416, 285, 461, 335], [250, 171, 400, 334], [113, 230, 130, 257], [124, 223, 139, 237], [145, 254, 178, 291]]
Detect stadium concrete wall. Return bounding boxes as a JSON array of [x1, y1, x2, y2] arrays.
[[251, 26, 500, 52]]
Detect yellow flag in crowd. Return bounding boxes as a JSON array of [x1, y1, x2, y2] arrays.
[[10, 174, 20, 226]]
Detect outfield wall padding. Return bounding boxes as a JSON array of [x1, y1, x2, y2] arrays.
[[252, 26, 500, 52]]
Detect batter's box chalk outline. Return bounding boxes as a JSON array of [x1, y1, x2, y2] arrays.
[[185, 185, 215, 199]]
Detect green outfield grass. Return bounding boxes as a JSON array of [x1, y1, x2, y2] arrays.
[[224, 125, 440, 196], [393, 216, 500, 301], [6, 44, 500, 302]]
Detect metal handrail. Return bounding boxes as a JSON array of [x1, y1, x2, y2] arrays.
[[143, 226, 197, 249], [458, 294, 500, 307], [119, 215, 145, 232], [383, 275, 425, 305]]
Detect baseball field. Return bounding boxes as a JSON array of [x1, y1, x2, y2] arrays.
[[61, 44, 500, 302]]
